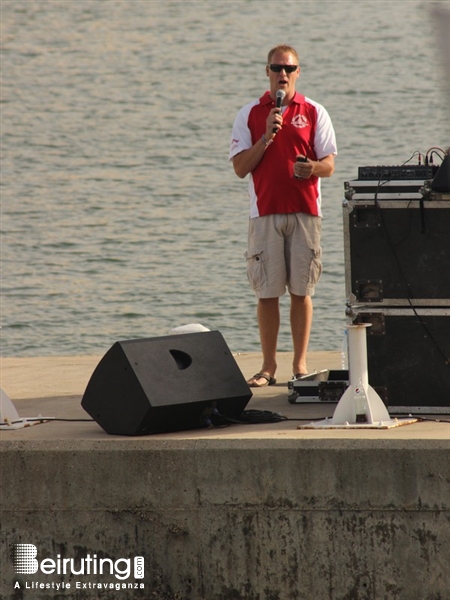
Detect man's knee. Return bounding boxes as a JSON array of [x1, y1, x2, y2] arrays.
[[290, 292, 309, 302]]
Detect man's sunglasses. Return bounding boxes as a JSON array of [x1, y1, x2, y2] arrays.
[[269, 64, 298, 73]]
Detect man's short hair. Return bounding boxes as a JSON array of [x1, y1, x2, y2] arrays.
[[267, 45, 299, 65]]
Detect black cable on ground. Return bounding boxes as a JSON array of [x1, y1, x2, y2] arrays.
[[212, 409, 333, 425]]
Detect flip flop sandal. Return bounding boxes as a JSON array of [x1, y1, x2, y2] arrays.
[[247, 373, 277, 387]]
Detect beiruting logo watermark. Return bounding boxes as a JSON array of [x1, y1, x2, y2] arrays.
[[12, 544, 145, 592]]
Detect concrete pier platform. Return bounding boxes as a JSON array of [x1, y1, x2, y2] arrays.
[[1, 351, 450, 599]]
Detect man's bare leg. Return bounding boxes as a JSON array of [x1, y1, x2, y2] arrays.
[[290, 293, 313, 377], [247, 297, 280, 386]]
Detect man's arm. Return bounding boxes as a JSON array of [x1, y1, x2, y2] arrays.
[[232, 137, 268, 179], [232, 106, 282, 179], [293, 153, 335, 180]]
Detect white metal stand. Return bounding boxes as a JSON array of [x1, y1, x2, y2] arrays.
[[0, 389, 47, 430], [300, 324, 417, 429], [0, 389, 20, 423]]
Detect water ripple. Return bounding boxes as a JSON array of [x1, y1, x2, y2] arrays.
[[2, 0, 448, 356]]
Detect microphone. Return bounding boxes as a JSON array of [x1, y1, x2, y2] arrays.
[[276, 88, 286, 109], [273, 89, 286, 133]]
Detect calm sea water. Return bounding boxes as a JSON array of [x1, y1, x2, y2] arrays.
[[2, 0, 449, 357]]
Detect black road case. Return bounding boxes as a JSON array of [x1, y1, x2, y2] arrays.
[[343, 199, 450, 305], [288, 370, 349, 404], [349, 306, 450, 413]]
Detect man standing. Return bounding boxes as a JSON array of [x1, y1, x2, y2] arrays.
[[229, 44, 337, 387]]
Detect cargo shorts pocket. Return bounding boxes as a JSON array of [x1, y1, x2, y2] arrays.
[[308, 247, 322, 287], [244, 249, 267, 291]]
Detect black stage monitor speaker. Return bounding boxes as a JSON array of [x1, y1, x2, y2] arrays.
[[81, 331, 252, 435]]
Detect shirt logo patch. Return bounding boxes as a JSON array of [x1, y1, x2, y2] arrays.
[[291, 114, 309, 129], [231, 138, 240, 152]]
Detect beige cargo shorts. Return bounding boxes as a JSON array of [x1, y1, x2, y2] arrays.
[[245, 213, 322, 298]]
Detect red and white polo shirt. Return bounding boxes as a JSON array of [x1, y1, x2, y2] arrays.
[[229, 91, 337, 218]]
